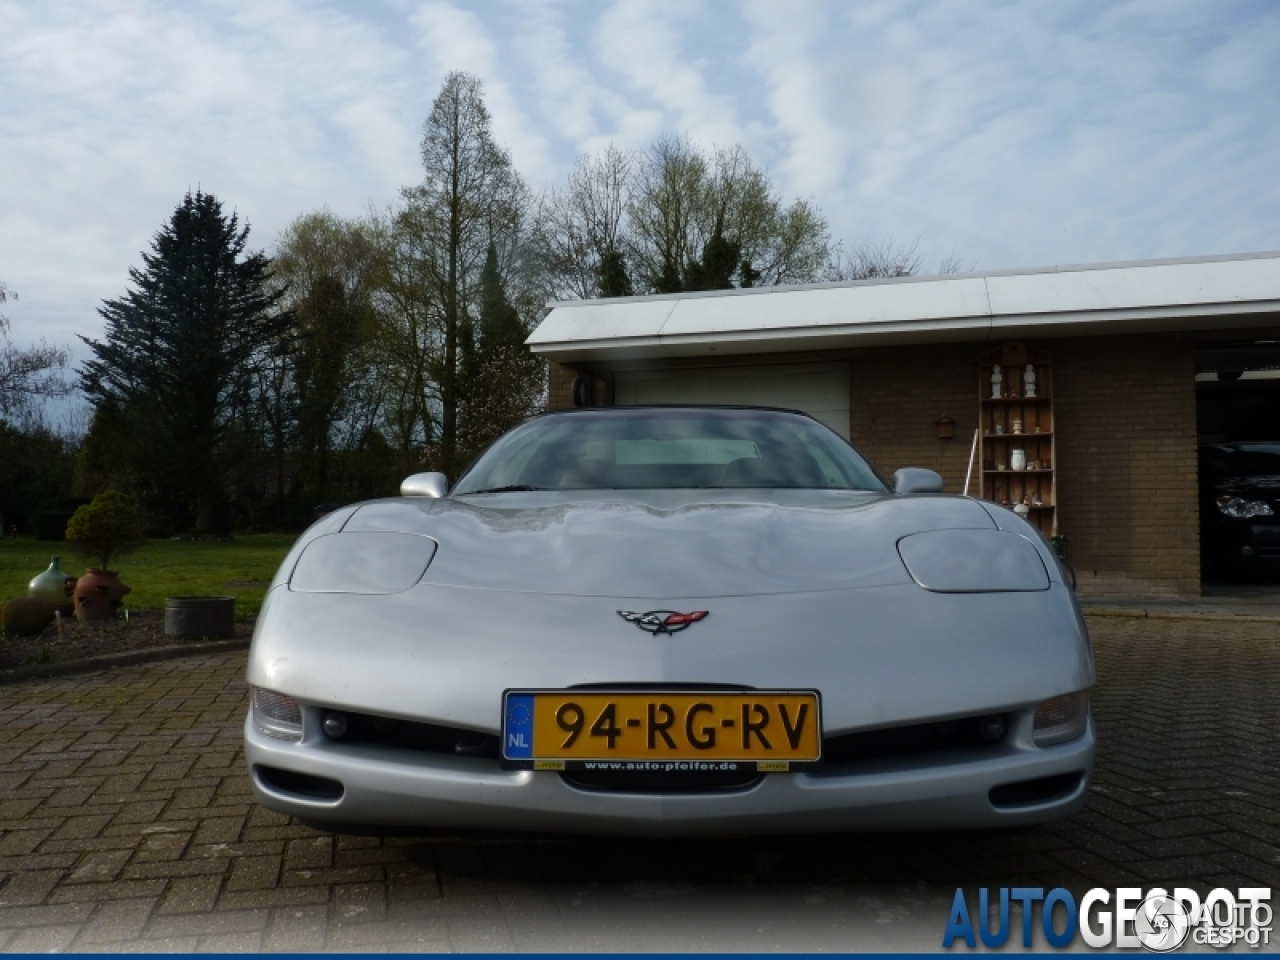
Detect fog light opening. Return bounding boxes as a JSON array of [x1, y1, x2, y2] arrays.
[[978, 715, 1007, 743], [251, 687, 303, 742], [1033, 691, 1089, 747], [323, 712, 348, 738]]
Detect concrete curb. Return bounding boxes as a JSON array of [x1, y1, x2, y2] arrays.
[[0, 638, 251, 685], [1082, 607, 1280, 624]]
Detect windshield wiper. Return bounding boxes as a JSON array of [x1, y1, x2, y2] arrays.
[[461, 485, 543, 495]]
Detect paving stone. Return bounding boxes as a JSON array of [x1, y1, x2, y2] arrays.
[[158, 875, 223, 915], [142, 907, 270, 939], [65, 848, 132, 884], [224, 855, 280, 892], [334, 881, 388, 922], [0, 829, 51, 856], [192, 815, 245, 846], [4, 922, 81, 952], [284, 836, 332, 871], [0, 868, 63, 906], [48, 814, 113, 844], [133, 832, 192, 863], [217, 886, 329, 910], [121, 857, 231, 881], [0, 902, 95, 926], [262, 904, 327, 952], [75, 897, 157, 945], [48, 879, 168, 904]]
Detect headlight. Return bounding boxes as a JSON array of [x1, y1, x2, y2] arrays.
[[252, 687, 303, 741], [897, 530, 1050, 592], [1033, 691, 1089, 746], [1216, 495, 1275, 519], [290, 532, 438, 594]]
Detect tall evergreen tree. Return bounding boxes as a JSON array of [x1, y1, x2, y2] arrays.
[[80, 191, 289, 532], [461, 242, 543, 459], [478, 242, 522, 350]]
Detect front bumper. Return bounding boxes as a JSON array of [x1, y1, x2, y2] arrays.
[[244, 712, 1094, 836]]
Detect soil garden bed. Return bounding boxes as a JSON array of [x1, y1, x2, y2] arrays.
[[0, 609, 255, 674]]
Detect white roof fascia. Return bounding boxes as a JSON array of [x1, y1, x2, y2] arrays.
[[527, 252, 1280, 363]]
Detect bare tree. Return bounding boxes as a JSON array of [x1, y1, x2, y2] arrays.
[[626, 137, 830, 293], [378, 72, 531, 477], [0, 283, 71, 422], [824, 240, 923, 282], [538, 145, 634, 299], [628, 136, 708, 293]]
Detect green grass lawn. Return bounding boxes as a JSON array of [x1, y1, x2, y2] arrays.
[[0, 535, 297, 618]]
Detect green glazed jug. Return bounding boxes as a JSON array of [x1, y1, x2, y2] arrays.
[[29, 556, 75, 608]]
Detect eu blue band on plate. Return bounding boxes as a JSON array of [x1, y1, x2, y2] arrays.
[[504, 693, 534, 758]]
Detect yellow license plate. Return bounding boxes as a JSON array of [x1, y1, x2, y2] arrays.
[[501, 690, 821, 768]]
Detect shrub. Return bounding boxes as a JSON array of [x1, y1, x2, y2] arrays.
[[65, 490, 146, 571]]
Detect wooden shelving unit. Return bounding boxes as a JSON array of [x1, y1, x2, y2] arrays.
[[977, 343, 1057, 537]]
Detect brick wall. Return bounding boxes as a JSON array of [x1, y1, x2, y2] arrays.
[[1049, 334, 1199, 597], [541, 336, 1202, 596], [548, 362, 576, 410], [847, 344, 977, 493]]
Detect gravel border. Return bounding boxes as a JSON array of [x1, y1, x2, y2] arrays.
[[0, 637, 250, 684]]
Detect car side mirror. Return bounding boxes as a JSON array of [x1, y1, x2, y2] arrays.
[[401, 472, 449, 498], [893, 468, 944, 495]]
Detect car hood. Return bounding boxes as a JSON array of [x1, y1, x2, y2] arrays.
[[327, 490, 1000, 598]]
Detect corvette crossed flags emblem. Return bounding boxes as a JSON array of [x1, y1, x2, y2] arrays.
[[617, 610, 709, 635]]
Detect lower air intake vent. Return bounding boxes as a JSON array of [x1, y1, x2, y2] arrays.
[[255, 765, 344, 801], [822, 714, 1009, 768], [989, 771, 1083, 808]]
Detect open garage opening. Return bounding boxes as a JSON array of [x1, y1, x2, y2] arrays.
[[1196, 339, 1280, 588]]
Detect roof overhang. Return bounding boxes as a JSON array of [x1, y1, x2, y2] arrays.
[[527, 252, 1280, 364]]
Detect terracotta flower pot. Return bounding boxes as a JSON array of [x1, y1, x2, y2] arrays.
[[74, 569, 132, 622]]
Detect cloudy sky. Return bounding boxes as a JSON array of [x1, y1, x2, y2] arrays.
[[2, 0, 1279, 361]]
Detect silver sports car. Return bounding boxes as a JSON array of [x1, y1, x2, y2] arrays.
[[245, 406, 1094, 835]]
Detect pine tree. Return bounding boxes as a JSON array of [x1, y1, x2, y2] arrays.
[[461, 243, 543, 461], [80, 191, 289, 532], [595, 250, 633, 298]]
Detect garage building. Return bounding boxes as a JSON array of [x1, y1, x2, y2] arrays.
[[528, 251, 1280, 598]]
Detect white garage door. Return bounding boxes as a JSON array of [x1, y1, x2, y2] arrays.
[[614, 362, 851, 439]]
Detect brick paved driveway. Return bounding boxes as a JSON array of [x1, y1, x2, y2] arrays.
[[0, 616, 1276, 952]]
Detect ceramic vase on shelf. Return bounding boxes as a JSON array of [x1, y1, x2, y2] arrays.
[[1010, 449, 1027, 472], [1024, 364, 1037, 398], [991, 365, 1003, 399]]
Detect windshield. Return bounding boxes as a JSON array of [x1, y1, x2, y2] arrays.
[[453, 407, 888, 494]]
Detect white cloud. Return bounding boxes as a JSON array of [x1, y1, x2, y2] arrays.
[[591, 0, 751, 150], [0, 0, 1277, 368]]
